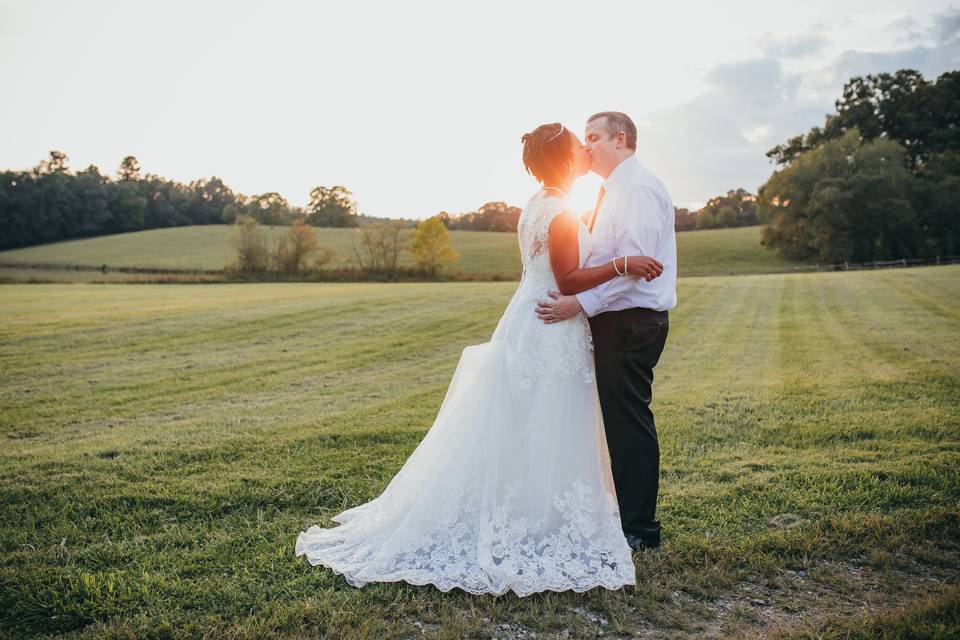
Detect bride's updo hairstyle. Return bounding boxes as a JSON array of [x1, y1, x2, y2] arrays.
[[521, 122, 574, 186]]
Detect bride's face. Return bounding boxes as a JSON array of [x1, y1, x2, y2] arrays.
[[569, 134, 591, 177]]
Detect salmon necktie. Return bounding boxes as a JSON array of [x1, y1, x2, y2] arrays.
[[588, 185, 606, 233]]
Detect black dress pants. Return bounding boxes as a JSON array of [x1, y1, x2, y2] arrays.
[[587, 307, 669, 537]]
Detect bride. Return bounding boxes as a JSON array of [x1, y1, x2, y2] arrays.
[[295, 122, 664, 597]]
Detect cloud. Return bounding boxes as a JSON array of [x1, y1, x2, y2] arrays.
[[705, 57, 786, 96], [931, 9, 960, 43], [637, 55, 826, 207], [639, 9, 960, 209], [824, 43, 958, 87], [805, 15, 959, 102], [891, 15, 925, 45], [759, 30, 830, 59], [903, 7, 960, 44]]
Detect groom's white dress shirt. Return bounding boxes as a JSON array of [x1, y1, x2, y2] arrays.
[[574, 155, 678, 317]]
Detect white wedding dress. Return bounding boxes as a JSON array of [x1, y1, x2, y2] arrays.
[[295, 191, 636, 597]]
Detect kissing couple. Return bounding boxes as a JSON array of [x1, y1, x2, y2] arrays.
[[296, 111, 678, 597]]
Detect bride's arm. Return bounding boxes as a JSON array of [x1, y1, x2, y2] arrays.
[[547, 213, 661, 296]]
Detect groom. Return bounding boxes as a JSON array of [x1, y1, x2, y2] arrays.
[[536, 111, 677, 551]]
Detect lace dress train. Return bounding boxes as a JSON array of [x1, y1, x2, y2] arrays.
[[294, 192, 636, 596]]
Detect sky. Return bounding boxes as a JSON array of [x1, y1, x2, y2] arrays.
[[1, 1, 958, 218]]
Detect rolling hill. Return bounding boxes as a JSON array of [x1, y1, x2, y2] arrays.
[[0, 224, 812, 279]]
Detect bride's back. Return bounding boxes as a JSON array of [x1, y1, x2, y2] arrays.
[[518, 193, 562, 267], [516, 191, 593, 289]]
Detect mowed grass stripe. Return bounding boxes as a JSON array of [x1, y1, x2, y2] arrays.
[[0, 266, 957, 638], [1, 284, 512, 454], [816, 272, 947, 381]]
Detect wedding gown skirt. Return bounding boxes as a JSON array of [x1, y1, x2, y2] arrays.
[[295, 193, 636, 597]]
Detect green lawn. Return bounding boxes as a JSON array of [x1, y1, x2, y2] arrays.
[[0, 224, 813, 279], [1, 266, 958, 639]]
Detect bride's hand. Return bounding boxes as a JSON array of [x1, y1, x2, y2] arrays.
[[626, 256, 663, 281]]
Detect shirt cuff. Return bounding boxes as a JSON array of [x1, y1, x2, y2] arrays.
[[574, 289, 603, 318]]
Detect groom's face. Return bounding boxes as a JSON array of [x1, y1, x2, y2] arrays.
[[584, 118, 621, 177]]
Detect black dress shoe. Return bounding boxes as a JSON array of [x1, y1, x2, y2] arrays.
[[623, 520, 660, 551], [625, 533, 660, 551]]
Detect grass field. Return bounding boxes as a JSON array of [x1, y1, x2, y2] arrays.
[[0, 224, 814, 280], [1, 266, 958, 639]]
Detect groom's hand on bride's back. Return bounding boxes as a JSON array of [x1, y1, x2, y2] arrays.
[[536, 290, 582, 324]]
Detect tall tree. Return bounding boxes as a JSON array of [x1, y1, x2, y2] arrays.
[[410, 215, 459, 276], [118, 155, 141, 181], [244, 192, 292, 226], [305, 185, 359, 227], [758, 128, 920, 262], [914, 151, 960, 256], [696, 188, 758, 229], [0, 171, 35, 248], [274, 219, 320, 274], [767, 69, 960, 171], [33, 150, 69, 176], [144, 174, 188, 228], [187, 177, 238, 225], [67, 165, 111, 237], [107, 181, 147, 232], [227, 214, 271, 273]]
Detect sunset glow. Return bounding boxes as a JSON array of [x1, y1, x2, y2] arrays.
[[2, 0, 957, 217]]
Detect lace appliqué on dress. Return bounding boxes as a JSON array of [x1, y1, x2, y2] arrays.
[[297, 477, 635, 597], [518, 194, 566, 267], [493, 193, 596, 391]]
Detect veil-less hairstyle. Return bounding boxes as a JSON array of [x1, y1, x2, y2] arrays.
[[521, 122, 574, 186]]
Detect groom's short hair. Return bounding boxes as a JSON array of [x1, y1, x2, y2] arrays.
[[587, 111, 637, 151]]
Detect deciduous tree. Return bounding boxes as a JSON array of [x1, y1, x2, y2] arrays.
[[410, 215, 458, 276]]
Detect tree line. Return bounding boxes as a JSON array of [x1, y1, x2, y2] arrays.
[[435, 202, 521, 232], [0, 151, 373, 251], [683, 189, 759, 231], [758, 69, 960, 262], [437, 198, 760, 233], [0, 145, 751, 255], [0, 150, 568, 250], [0, 148, 756, 253]]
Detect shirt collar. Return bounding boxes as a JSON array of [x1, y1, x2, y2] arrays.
[[602, 154, 637, 192]]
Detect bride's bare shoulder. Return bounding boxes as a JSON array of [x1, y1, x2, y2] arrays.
[[547, 207, 580, 232]]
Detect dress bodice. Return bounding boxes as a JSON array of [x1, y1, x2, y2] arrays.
[[516, 192, 594, 284], [488, 191, 596, 391]]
